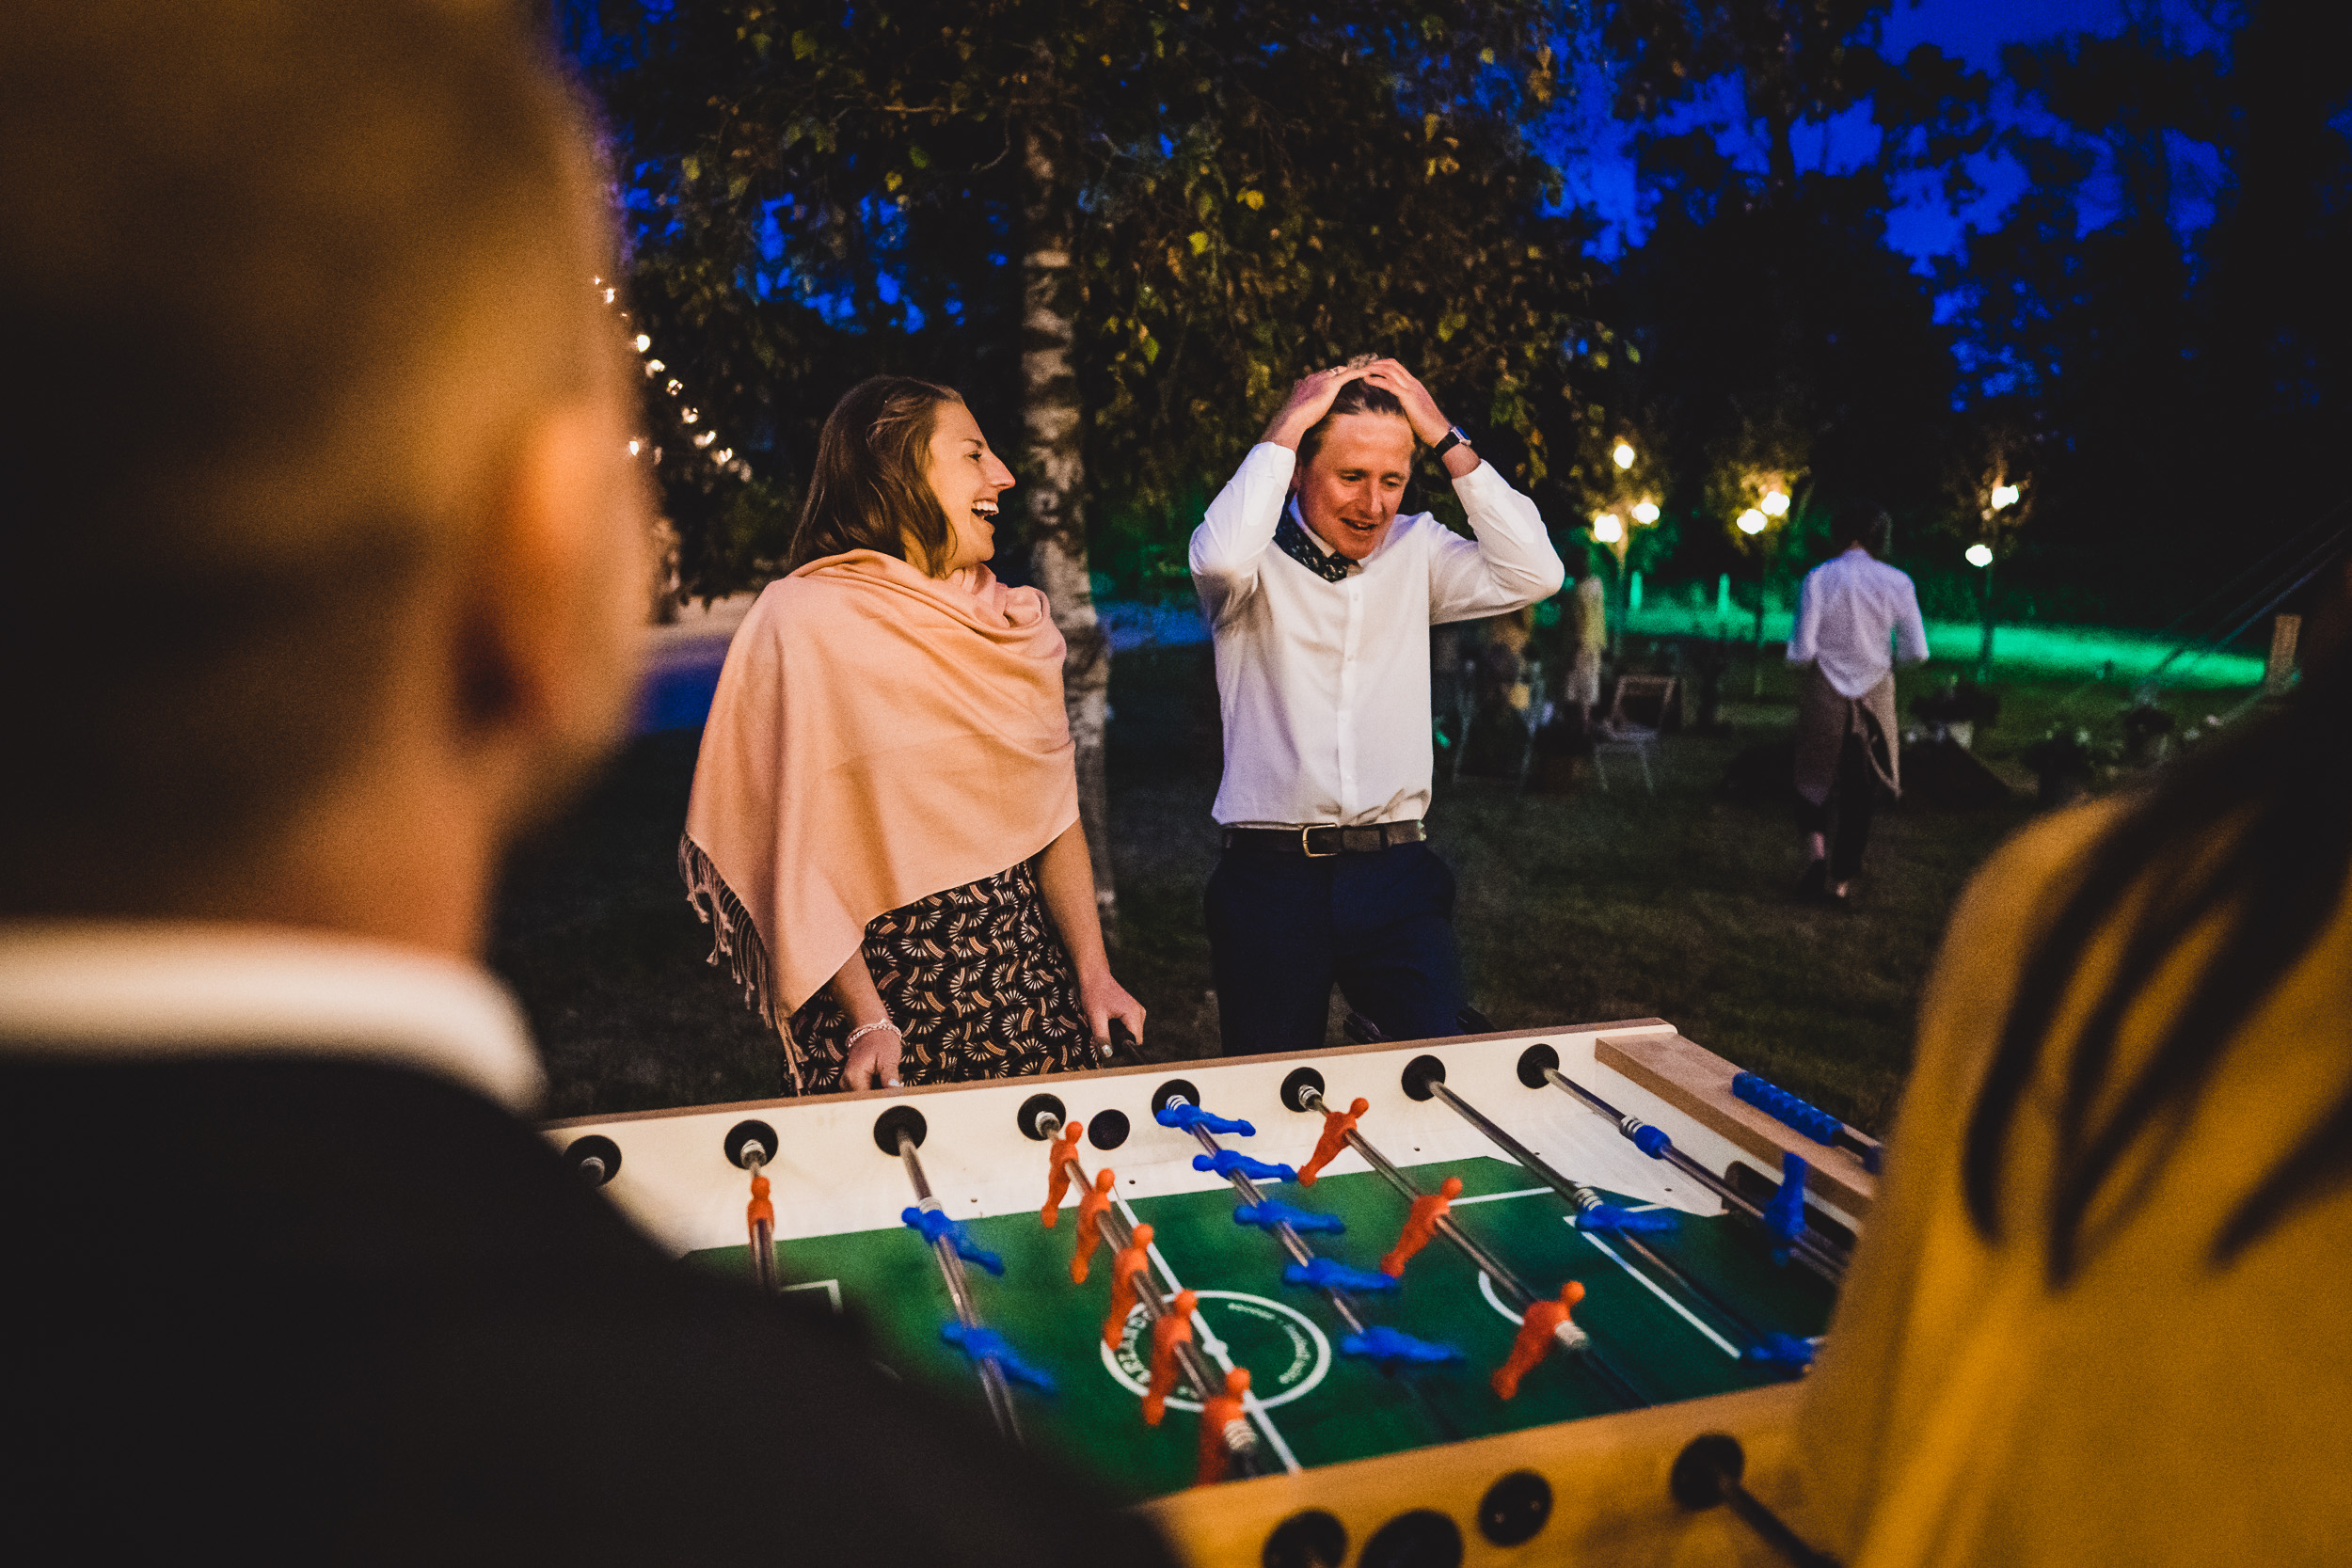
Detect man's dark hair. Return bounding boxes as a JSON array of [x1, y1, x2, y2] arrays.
[[1298, 358, 1413, 470], [1, 2, 612, 910], [1833, 506, 1894, 557], [787, 377, 966, 575]]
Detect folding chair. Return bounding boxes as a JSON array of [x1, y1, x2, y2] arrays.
[[1592, 673, 1678, 794]]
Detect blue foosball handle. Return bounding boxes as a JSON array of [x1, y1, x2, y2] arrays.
[[1340, 1326, 1464, 1366], [1283, 1258, 1399, 1293], [940, 1322, 1058, 1395], [1731, 1072, 1845, 1146], [901, 1205, 1006, 1276], [1158, 1103, 1257, 1137], [1741, 1332, 1817, 1371], [1575, 1201, 1679, 1235], [1760, 1152, 1810, 1261], [1193, 1149, 1298, 1183], [1234, 1197, 1345, 1236]]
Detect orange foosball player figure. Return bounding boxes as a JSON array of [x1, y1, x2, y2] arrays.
[[1142, 1289, 1199, 1425], [1380, 1175, 1463, 1278], [1101, 1222, 1155, 1348], [1491, 1280, 1585, 1400], [746, 1169, 773, 1242], [1039, 1120, 1086, 1226], [1195, 1368, 1252, 1486], [1069, 1168, 1119, 1284], [1297, 1097, 1369, 1186]]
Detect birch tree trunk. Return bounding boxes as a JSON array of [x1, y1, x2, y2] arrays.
[[1020, 113, 1118, 932]]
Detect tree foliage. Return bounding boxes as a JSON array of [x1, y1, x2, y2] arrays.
[[580, 1, 1603, 601], [1933, 3, 2346, 627], [1578, 2, 1987, 602]]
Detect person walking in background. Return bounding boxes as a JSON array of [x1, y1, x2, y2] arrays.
[[682, 376, 1144, 1093], [1189, 356, 1564, 1054], [1787, 507, 1929, 906], [1566, 572, 1609, 718]]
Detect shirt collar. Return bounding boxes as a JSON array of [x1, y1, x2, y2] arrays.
[[0, 921, 544, 1113], [1279, 495, 1420, 577], [1277, 497, 1359, 581]]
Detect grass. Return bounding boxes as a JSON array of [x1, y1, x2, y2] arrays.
[[491, 641, 2205, 1134]]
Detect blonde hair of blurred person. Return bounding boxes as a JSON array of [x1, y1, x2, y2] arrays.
[[0, 3, 646, 946]]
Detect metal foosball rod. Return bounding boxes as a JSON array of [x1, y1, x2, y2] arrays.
[[1152, 1089, 1470, 1446], [746, 1145, 779, 1294], [1285, 1079, 1646, 1410], [1399, 1056, 1792, 1359], [1522, 1047, 1849, 1285], [1033, 1108, 1271, 1477], [895, 1127, 1025, 1445], [1154, 1092, 1372, 1339], [1674, 1434, 1845, 1568], [723, 1120, 781, 1294]]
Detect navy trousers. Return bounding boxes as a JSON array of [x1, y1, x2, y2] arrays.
[[1795, 728, 1883, 881], [1203, 842, 1468, 1056]]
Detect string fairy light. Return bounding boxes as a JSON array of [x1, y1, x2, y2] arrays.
[[593, 275, 754, 481]]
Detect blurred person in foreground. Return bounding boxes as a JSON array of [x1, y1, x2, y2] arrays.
[[1797, 562, 2352, 1562], [1189, 358, 1563, 1054], [681, 376, 1144, 1094], [0, 8, 1170, 1564], [1786, 506, 1930, 906]]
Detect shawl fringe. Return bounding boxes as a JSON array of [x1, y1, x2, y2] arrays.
[[678, 832, 807, 1096]]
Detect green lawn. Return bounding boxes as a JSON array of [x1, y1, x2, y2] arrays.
[[491, 640, 2221, 1134]]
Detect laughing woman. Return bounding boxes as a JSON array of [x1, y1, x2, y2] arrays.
[[682, 377, 1143, 1094]]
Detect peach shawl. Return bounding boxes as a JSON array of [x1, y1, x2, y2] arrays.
[[680, 550, 1077, 1087]]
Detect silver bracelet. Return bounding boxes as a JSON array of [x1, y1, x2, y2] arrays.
[[845, 1020, 903, 1053]]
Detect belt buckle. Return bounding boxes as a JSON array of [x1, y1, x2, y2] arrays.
[[1299, 825, 1339, 859]]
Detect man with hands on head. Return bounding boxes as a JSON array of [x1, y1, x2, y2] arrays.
[[1189, 356, 1564, 1055]]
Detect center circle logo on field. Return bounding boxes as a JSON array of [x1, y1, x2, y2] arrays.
[[1479, 1270, 1529, 1326], [1100, 1289, 1330, 1413]]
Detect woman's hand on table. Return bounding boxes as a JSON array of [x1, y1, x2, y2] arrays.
[[1078, 970, 1147, 1059], [843, 1018, 904, 1090]]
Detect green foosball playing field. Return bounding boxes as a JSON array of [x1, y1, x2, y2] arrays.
[[691, 1151, 1836, 1503]]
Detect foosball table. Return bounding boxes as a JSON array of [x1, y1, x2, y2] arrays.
[[545, 1019, 1878, 1566]]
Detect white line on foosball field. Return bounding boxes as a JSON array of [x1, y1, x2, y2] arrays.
[[1447, 1186, 1550, 1207], [1448, 1188, 1742, 1359], [1574, 1230, 1742, 1359], [1112, 1192, 1304, 1476]]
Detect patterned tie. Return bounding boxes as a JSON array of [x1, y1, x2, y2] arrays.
[[1276, 510, 1354, 582]]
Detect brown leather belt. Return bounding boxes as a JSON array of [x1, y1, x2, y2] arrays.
[[1221, 821, 1427, 858]]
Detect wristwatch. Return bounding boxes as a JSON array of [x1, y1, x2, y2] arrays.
[[1430, 425, 1472, 460]]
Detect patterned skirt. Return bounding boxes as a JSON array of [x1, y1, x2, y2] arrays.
[[787, 858, 1096, 1094]]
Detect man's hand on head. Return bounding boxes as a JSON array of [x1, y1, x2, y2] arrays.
[[1263, 363, 1373, 450], [1359, 359, 1451, 447], [1361, 359, 1481, 479]]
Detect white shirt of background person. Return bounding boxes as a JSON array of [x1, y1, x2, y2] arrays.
[[1788, 544, 1931, 698], [1189, 358, 1565, 829]]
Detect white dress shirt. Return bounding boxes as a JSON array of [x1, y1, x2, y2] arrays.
[[0, 922, 544, 1111], [1787, 546, 1931, 698], [1190, 442, 1564, 826]]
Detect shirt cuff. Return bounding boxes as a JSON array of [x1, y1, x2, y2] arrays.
[[1447, 457, 1501, 498], [1245, 441, 1298, 483]]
